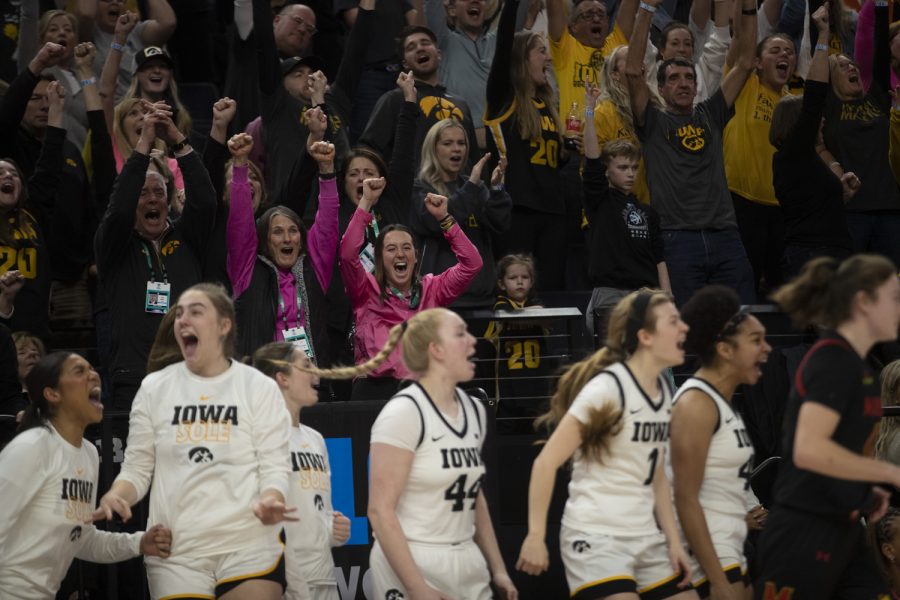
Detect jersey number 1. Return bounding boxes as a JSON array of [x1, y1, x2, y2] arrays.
[[444, 473, 484, 511]]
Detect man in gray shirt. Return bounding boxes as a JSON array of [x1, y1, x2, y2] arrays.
[[419, 0, 529, 149], [626, 0, 757, 305]]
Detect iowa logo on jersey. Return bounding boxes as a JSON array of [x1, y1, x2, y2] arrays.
[[572, 50, 604, 86], [385, 590, 405, 600], [161, 240, 180, 256], [419, 96, 464, 122], [188, 446, 214, 463], [675, 124, 706, 152], [314, 494, 324, 511], [572, 540, 591, 553]]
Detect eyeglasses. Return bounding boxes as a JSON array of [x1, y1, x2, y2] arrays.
[[574, 9, 608, 21], [290, 15, 318, 36]]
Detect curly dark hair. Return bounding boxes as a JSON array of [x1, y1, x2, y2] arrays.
[[680, 285, 742, 367]]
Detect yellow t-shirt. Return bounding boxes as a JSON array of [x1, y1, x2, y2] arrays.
[[723, 71, 790, 206], [592, 100, 650, 204], [551, 25, 628, 117]]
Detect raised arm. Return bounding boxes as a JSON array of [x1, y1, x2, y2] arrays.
[[225, 133, 259, 298], [422, 193, 484, 305], [306, 134, 340, 293], [546, 0, 567, 42], [253, 0, 281, 96], [381, 72, 419, 226], [856, 0, 877, 91], [486, 0, 520, 118], [721, 0, 757, 108], [872, 0, 891, 97], [206, 97, 238, 203], [615, 0, 641, 42], [99, 11, 139, 129], [339, 205, 381, 308], [16, 0, 40, 73], [26, 83, 66, 234], [140, 0, 178, 47], [332, 0, 375, 103], [625, 0, 656, 127]]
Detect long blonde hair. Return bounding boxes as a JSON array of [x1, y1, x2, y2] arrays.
[[113, 97, 170, 159], [419, 119, 468, 197], [536, 289, 672, 463], [301, 308, 452, 380], [876, 360, 900, 459], [510, 32, 560, 141], [123, 75, 193, 137], [598, 45, 635, 139]]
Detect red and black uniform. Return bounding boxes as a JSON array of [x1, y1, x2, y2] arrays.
[[753, 332, 889, 600]]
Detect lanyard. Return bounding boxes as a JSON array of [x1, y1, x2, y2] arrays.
[[367, 213, 379, 240], [141, 241, 168, 283], [277, 281, 304, 331]]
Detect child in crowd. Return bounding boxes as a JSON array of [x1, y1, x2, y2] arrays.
[[582, 85, 670, 338], [485, 255, 549, 429]]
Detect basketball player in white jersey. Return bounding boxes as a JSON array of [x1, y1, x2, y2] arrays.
[[94, 283, 296, 599], [517, 290, 699, 600], [672, 286, 771, 600], [360, 308, 517, 600], [0, 352, 171, 599], [252, 342, 352, 600]]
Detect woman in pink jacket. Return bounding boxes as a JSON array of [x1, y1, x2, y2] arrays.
[[340, 178, 482, 401]]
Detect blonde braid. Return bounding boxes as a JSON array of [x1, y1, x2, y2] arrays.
[[297, 322, 408, 380]]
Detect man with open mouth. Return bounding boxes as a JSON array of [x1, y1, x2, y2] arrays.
[[94, 101, 216, 411]]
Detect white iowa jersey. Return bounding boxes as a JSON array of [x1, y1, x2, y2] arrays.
[[116, 361, 292, 558], [284, 424, 336, 587], [563, 362, 673, 537], [370, 382, 486, 545], [673, 377, 754, 523]]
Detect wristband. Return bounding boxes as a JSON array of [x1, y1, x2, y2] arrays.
[[492, 183, 506, 192], [639, 1, 657, 12], [170, 138, 189, 154], [80, 77, 96, 87], [815, 43, 828, 52], [829, 161, 841, 169], [110, 42, 124, 52], [741, 8, 757, 14], [319, 172, 336, 180], [584, 109, 594, 118], [439, 215, 456, 232]]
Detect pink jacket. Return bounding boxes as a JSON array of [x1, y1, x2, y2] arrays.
[[339, 208, 482, 380]]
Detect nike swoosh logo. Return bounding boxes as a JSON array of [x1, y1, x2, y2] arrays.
[[431, 435, 445, 442], [199, 395, 212, 401], [725, 417, 734, 424], [629, 408, 642, 415]]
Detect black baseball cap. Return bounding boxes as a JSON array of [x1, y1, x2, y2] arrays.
[[135, 46, 175, 72], [280, 55, 325, 77]]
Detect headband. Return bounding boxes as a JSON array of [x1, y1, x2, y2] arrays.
[[716, 310, 750, 341]]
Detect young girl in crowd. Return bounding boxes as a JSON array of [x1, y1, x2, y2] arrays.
[[227, 114, 339, 365], [672, 285, 771, 599], [0, 352, 171, 598], [517, 289, 697, 600], [339, 175, 482, 401], [485, 0, 566, 290], [484, 255, 549, 426], [95, 283, 295, 600], [253, 342, 351, 600], [754, 255, 900, 598], [412, 118, 511, 308]]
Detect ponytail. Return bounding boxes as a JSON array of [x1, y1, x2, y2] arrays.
[[18, 352, 73, 436], [536, 289, 671, 463], [301, 321, 409, 380], [772, 255, 896, 329]]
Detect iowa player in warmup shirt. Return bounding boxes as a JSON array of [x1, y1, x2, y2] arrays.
[[359, 308, 517, 599], [96, 284, 294, 600], [517, 290, 697, 600], [0, 353, 171, 599], [672, 286, 772, 599], [754, 256, 900, 600], [253, 341, 352, 600]]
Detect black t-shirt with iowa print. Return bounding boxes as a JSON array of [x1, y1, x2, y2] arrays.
[[637, 89, 737, 231], [359, 80, 480, 173]]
